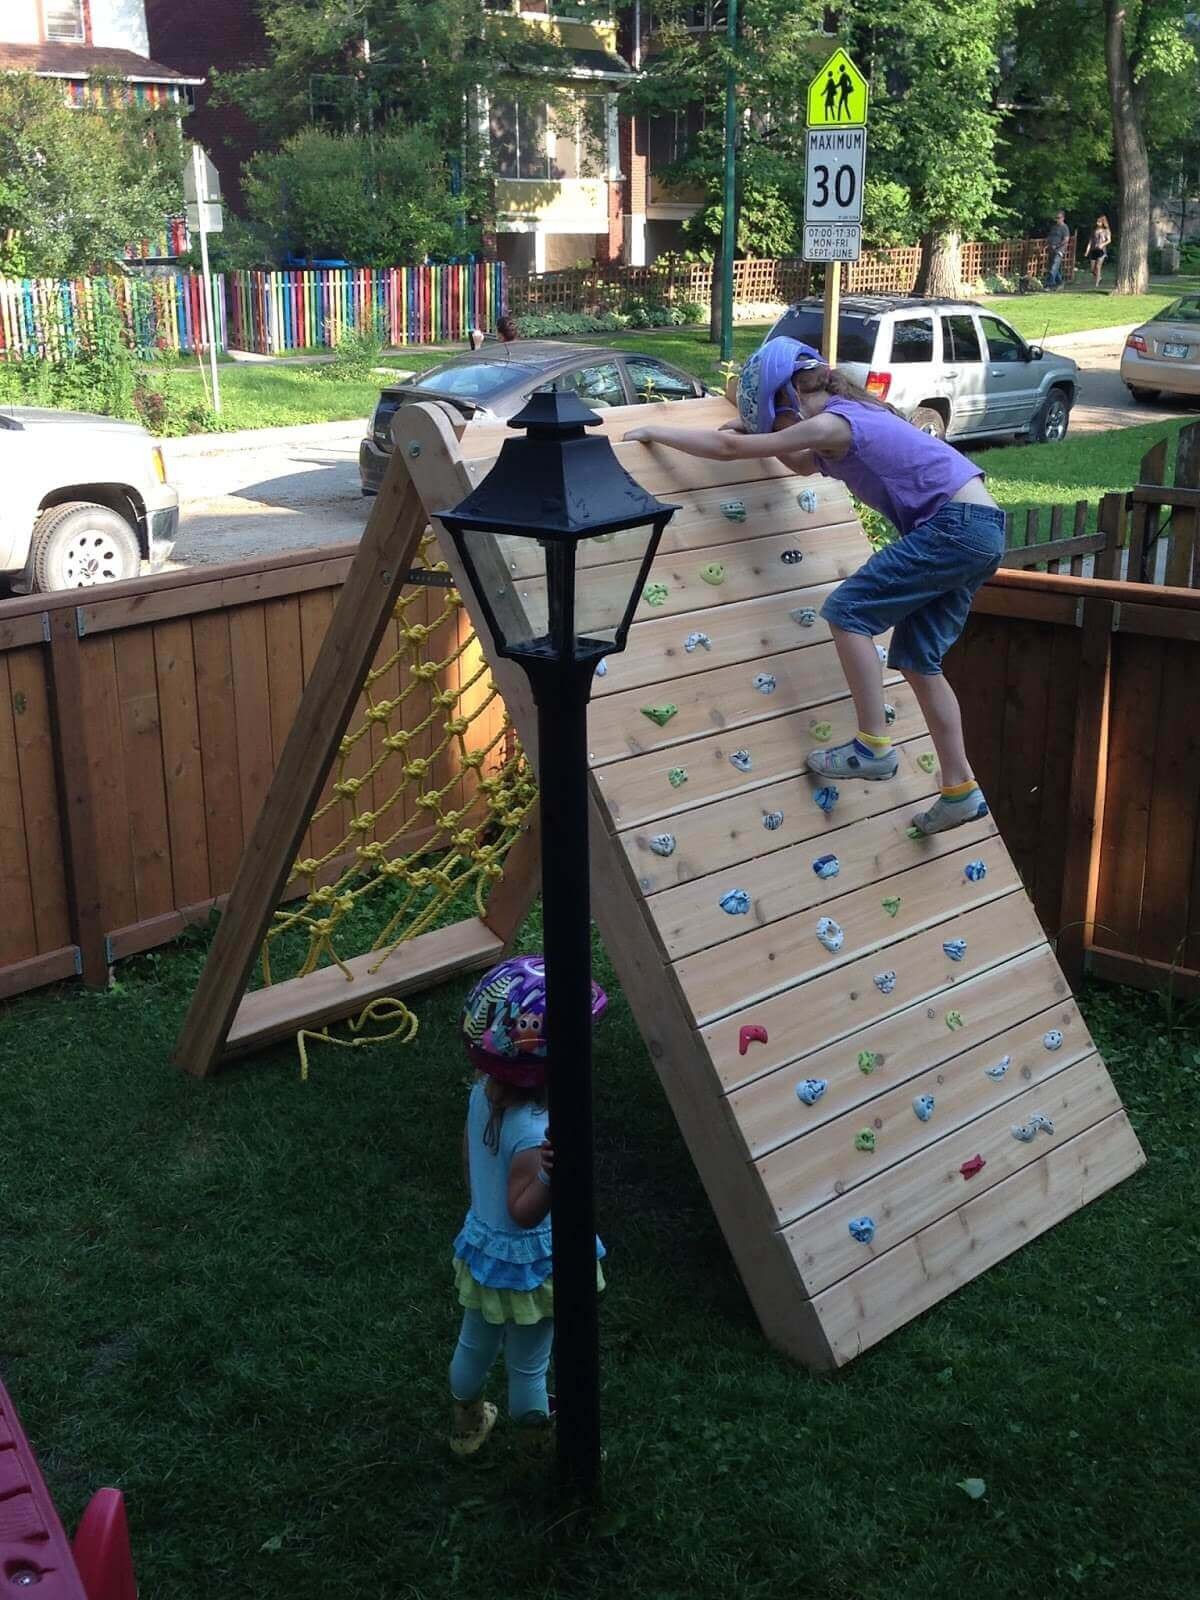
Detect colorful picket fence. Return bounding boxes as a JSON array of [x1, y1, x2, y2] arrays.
[[225, 262, 507, 355], [126, 217, 192, 263], [0, 274, 227, 360]]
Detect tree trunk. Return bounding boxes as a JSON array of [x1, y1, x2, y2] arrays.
[[915, 229, 962, 299], [1105, 0, 1151, 295]]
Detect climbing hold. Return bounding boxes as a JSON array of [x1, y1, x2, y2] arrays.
[[641, 703, 678, 727], [753, 672, 778, 694], [964, 860, 988, 883], [1030, 1112, 1055, 1134], [876, 643, 888, 663], [720, 888, 751, 916], [739, 1024, 769, 1056], [795, 1077, 828, 1105], [917, 752, 937, 774], [797, 488, 818, 513], [1011, 1122, 1038, 1143], [854, 1129, 877, 1153], [960, 1154, 986, 1180], [791, 606, 818, 627], [762, 810, 784, 831], [943, 938, 967, 962], [848, 1216, 876, 1244], [810, 721, 833, 742], [985, 1055, 1011, 1081], [595, 659, 608, 677], [813, 785, 839, 813], [667, 767, 688, 788], [684, 630, 712, 653], [720, 499, 747, 521], [648, 834, 676, 858], [1043, 1029, 1063, 1051], [945, 1010, 965, 1031], [858, 1050, 880, 1075], [700, 562, 726, 585], [913, 1093, 936, 1122], [730, 749, 753, 773], [881, 896, 901, 918], [815, 916, 844, 953], [874, 970, 897, 995], [812, 854, 840, 879], [781, 548, 803, 565], [884, 703, 897, 725], [906, 825, 924, 841], [643, 581, 669, 607]]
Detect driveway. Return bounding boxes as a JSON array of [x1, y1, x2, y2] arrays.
[[1044, 325, 1195, 433]]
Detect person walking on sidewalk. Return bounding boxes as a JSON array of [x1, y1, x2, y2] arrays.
[[1046, 211, 1071, 289]]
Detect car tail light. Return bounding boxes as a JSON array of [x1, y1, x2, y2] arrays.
[[1125, 333, 1147, 355], [865, 371, 892, 400]]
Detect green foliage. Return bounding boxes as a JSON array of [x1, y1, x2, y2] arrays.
[[0, 73, 183, 277], [175, 215, 274, 274], [317, 315, 388, 382], [243, 126, 473, 267], [0, 290, 138, 418], [679, 182, 801, 258], [514, 310, 631, 336]]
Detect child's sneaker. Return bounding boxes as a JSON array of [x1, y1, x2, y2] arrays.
[[910, 787, 989, 836], [450, 1398, 498, 1458], [807, 739, 898, 781]]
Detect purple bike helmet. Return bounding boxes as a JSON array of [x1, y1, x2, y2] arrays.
[[462, 954, 608, 1087]]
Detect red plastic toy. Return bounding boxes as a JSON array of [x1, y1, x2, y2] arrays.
[[0, 1382, 136, 1600]]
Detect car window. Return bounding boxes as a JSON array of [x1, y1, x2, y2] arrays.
[[1153, 297, 1200, 323], [558, 362, 626, 408], [941, 315, 982, 362], [979, 316, 1026, 364], [888, 318, 934, 364], [411, 360, 541, 398], [625, 357, 697, 402], [767, 309, 880, 364]]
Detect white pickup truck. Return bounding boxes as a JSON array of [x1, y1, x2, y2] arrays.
[[0, 407, 178, 592]]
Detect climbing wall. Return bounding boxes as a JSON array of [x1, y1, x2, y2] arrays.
[[405, 397, 1146, 1369]]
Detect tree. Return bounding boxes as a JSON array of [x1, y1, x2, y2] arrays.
[[0, 73, 182, 277]]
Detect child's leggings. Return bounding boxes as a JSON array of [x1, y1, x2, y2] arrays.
[[449, 1310, 554, 1419]]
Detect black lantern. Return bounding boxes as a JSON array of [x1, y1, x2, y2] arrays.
[[438, 391, 677, 1499]]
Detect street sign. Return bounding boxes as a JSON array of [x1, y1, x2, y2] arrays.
[[183, 146, 222, 207], [803, 223, 862, 262], [185, 201, 223, 234], [804, 128, 866, 227], [806, 47, 869, 129]]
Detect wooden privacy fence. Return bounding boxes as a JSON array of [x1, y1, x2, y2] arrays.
[[0, 547, 505, 1002], [0, 274, 227, 360]]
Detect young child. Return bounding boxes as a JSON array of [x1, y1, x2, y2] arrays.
[[448, 954, 607, 1458], [624, 335, 1005, 836]]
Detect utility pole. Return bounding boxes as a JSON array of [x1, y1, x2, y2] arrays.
[[719, 0, 738, 363]]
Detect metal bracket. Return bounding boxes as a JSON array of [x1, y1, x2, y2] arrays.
[[73, 947, 83, 976], [1074, 598, 1084, 628], [76, 606, 89, 637], [41, 612, 51, 643], [1111, 602, 1122, 632], [404, 568, 454, 590], [104, 935, 115, 965]]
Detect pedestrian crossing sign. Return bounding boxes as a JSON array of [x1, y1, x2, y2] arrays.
[[807, 48, 869, 129]]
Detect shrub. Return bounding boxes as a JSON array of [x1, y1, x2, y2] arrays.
[[510, 310, 630, 337], [979, 273, 1016, 294], [318, 315, 388, 382]]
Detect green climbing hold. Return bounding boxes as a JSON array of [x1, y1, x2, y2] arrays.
[[917, 752, 937, 774], [810, 721, 833, 742], [945, 1010, 965, 1031], [641, 704, 678, 727], [700, 562, 726, 585], [854, 1129, 877, 1153], [882, 896, 901, 917], [858, 1050, 879, 1075], [668, 767, 688, 788], [906, 825, 924, 841], [643, 581, 669, 607]]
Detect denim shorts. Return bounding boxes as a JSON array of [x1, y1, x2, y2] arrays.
[[820, 501, 1006, 675]]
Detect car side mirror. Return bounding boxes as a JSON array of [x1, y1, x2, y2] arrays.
[[1028, 346, 1044, 361]]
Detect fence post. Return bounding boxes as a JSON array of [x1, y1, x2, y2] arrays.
[[1094, 491, 1126, 580], [1057, 596, 1114, 984], [1165, 420, 1200, 587]]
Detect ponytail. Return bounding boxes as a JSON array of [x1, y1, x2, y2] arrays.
[[793, 363, 901, 416]]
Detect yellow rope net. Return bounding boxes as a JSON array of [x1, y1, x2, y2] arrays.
[[258, 535, 537, 1073]]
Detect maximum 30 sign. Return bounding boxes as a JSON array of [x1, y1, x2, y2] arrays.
[[804, 128, 866, 225]]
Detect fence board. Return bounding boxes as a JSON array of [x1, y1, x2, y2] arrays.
[[0, 655, 38, 965], [193, 612, 245, 897], [154, 619, 210, 910], [1138, 638, 1200, 966], [114, 628, 174, 923], [228, 606, 275, 839], [7, 647, 70, 955], [1093, 631, 1162, 953]]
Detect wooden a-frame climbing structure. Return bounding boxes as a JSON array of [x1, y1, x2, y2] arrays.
[[176, 394, 1145, 1368]]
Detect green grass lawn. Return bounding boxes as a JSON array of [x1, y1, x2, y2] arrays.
[[168, 353, 444, 433], [985, 285, 1183, 340], [0, 911, 1196, 1600]]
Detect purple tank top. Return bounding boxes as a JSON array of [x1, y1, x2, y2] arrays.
[[811, 397, 984, 536]]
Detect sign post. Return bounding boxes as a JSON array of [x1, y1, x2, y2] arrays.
[[184, 145, 224, 415], [804, 48, 869, 368]]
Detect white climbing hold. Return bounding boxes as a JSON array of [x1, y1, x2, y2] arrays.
[[791, 606, 818, 627], [595, 659, 608, 677], [1043, 1029, 1063, 1051], [815, 916, 844, 953], [1011, 1121, 1038, 1143], [874, 970, 897, 995], [762, 810, 784, 831], [684, 630, 712, 653], [985, 1055, 1011, 1081], [876, 644, 888, 663], [753, 672, 778, 694], [797, 488, 818, 513], [913, 1093, 935, 1122], [730, 749, 753, 773], [648, 834, 676, 858]]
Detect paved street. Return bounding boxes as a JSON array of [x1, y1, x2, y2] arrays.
[[165, 324, 1199, 569]]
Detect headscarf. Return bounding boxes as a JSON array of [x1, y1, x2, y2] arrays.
[[735, 336, 824, 433]]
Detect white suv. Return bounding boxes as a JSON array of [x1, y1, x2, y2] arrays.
[[0, 407, 178, 592], [766, 295, 1078, 444]]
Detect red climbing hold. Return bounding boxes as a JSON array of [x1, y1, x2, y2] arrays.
[[739, 1024, 769, 1056], [960, 1154, 986, 1180]]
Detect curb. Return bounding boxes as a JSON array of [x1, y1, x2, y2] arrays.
[[1041, 323, 1136, 349], [161, 418, 367, 460]]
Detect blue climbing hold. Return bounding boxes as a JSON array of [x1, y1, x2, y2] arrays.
[[913, 1093, 935, 1122], [720, 888, 751, 916], [848, 1216, 876, 1244], [648, 834, 676, 858], [730, 749, 753, 773], [943, 938, 967, 962], [812, 854, 840, 879], [595, 659, 608, 677], [1043, 1029, 1063, 1051], [964, 860, 988, 883], [754, 672, 778, 694], [795, 1077, 828, 1106], [813, 785, 839, 813], [762, 810, 784, 831]]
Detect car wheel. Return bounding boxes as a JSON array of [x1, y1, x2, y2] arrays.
[[31, 502, 142, 593], [910, 406, 947, 440], [1031, 388, 1071, 444], [1128, 386, 1161, 403]]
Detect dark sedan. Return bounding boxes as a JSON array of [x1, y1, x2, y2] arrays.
[[359, 340, 711, 494]]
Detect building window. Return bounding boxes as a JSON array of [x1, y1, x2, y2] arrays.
[[490, 97, 551, 180], [682, 1, 727, 28], [43, 0, 86, 41], [648, 103, 705, 169]]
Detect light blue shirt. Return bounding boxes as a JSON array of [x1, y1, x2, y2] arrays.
[[454, 1080, 553, 1290]]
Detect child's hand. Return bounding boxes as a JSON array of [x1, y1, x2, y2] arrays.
[[623, 425, 653, 443], [539, 1138, 554, 1175], [718, 419, 748, 434]]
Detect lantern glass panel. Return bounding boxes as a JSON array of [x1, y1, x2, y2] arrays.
[[572, 523, 661, 645], [457, 526, 547, 651]]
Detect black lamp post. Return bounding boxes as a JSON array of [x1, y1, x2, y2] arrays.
[[438, 391, 677, 1498]]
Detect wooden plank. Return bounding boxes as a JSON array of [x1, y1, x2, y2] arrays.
[[946, 614, 1009, 804], [1056, 598, 1112, 984], [1086, 943, 1200, 1000], [480, 817, 542, 945], [263, 595, 308, 857], [1126, 437, 1168, 584], [588, 636, 899, 766], [970, 585, 1078, 625], [77, 634, 138, 945], [227, 605, 274, 839], [987, 565, 1200, 611], [456, 395, 737, 460], [0, 614, 48, 650], [679, 835, 1015, 1024], [226, 917, 505, 1058], [112, 628, 174, 922], [76, 557, 353, 637], [192, 612, 245, 899], [1001, 531, 1106, 571], [1114, 601, 1200, 643], [44, 610, 107, 984], [153, 618, 210, 911], [810, 1111, 1145, 1365], [5, 646, 71, 953], [1128, 483, 1200, 508], [1029, 619, 1082, 932], [703, 888, 1043, 1092], [1093, 630, 1162, 955], [298, 590, 345, 872], [1137, 636, 1200, 966], [0, 944, 79, 1002], [731, 946, 1076, 1160], [0, 655, 38, 964], [597, 686, 925, 831], [1165, 423, 1199, 588], [1093, 492, 1125, 582]]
